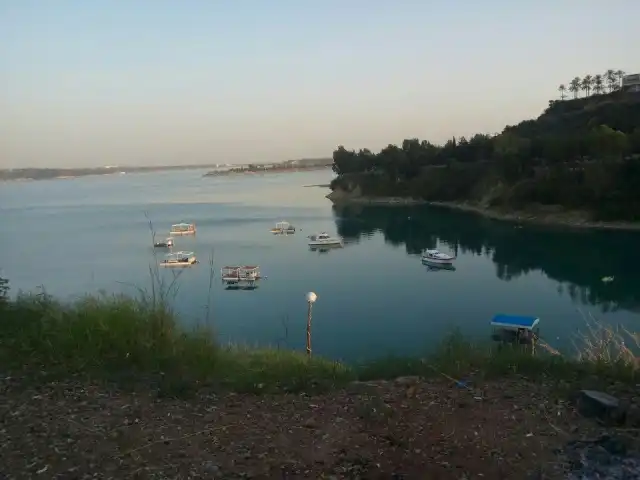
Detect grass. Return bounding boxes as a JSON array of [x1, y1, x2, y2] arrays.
[[1, 290, 638, 397], [0, 291, 354, 396]]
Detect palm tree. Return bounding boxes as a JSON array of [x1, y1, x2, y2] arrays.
[[569, 77, 581, 98], [616, 70, 626, 90], [593, 74, 604, 95], [605, 69, 617, 92], [558, 84, 567, 100], [581, 75, 593, 96]]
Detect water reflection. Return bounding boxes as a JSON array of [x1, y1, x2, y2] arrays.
[[422, 262, 457, 272], [309, 245, 343, 254], [332, 204, 640, 313]]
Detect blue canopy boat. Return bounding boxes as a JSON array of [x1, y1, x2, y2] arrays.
[[490, 314, 540, 345]]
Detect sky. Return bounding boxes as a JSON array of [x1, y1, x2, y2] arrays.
[[0, 1, 637, 169]]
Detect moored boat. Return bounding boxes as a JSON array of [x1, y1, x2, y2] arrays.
[[490, 314, 540, 346], [159, 251, 197, 267], [221, 265, 262, 289], [307, 232, 343, 247], [169, 223, 196, 235], [421, 249, 455, 266], [154, 237, 174, 248], [270, 221, 296, 234]]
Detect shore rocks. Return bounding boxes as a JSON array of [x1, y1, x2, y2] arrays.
[[564, 434, 640, 479], [576, 390, 626, 425]]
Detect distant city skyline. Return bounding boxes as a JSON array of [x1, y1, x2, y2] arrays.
[[0, 0, 637, 169]]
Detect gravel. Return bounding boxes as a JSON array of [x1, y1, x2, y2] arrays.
[[1, 373, 637, 479]]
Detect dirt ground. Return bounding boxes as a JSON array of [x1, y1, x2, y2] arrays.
[[0, 374, 615, 479]]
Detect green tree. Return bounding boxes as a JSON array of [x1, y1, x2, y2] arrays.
[[593, 74, 605, 95], [558, 84, 567, 100], [605, 69, 617, 92], [588, 125, 629, 160], [330, 83, 640, 222], [0, 275, 8, 306], [569, 77, 581, 98], [630, 127, 640, 153], [581, 75, 593, 96]]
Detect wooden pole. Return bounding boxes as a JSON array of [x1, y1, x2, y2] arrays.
[[306, 302, 313, 357]]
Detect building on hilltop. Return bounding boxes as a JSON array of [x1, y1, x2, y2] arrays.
[[622, 73, 640, 93]]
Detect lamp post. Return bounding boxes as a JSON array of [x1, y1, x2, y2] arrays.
[[305, 292, 317, 358]]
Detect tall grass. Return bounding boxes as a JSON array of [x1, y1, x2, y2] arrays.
[[0, 290, 352, 393], [1, 289, 638, 392], [573, 314, 639, 368]]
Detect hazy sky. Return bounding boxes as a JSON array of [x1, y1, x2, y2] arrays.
[[0, 1, 636, 168]]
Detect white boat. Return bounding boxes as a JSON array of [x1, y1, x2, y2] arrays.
[[221, 265, 261, 289], [153, 237, 174, 248], [270, 221, 296, 234], [169, 223, 196, 235], [159, 251, 197, 267], [307, 232, 343, 247], [421, 249, 455, 265]]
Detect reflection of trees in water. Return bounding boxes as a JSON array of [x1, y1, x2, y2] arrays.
[[333, 204, 640, 313]]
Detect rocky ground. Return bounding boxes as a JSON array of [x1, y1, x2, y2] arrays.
[[1, 374, 639, 479]]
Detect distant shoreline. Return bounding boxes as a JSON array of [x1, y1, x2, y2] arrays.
[[203, 165, 331, 177], [326, 190, 640, 231], [0, 159, 332, 182], [0, 165, 219, 182]]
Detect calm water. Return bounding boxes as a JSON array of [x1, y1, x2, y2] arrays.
[[2, 169, 640, 362]]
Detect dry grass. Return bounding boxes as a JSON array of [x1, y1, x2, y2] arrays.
[[572, 312, 640, 369]]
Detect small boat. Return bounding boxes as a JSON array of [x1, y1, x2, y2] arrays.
[[159, 251, 197, 267], [169, 223, 196, 236], [153, 237, 174, 248], [270, 221, 296, 234], [421, 249, 455, 266], [490, 314, 540, 345], [221, 265, 262, 289], [307, 232, 343, 247]]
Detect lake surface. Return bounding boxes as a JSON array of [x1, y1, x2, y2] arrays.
[[2, 169, 640, 363]]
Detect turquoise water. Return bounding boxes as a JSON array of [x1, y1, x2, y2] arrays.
[[1, 169, 640, 362]]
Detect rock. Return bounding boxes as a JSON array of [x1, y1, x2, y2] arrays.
[[203, 461, 220, 474], [394, 376, 420, 386], [302, 419, 317, 429], [597, 435, 631, 456], [626, 404, 640, 428], [576, 390, 626, 425], [563, 434, 640, 479]]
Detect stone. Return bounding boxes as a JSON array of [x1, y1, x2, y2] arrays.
[[626, 404, 640, 428], [394, 376, 420, 386], [576, 390, 626, 424]]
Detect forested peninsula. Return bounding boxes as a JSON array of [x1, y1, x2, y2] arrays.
[[328, 70, 640, 227]]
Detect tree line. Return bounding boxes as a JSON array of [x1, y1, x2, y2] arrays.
[[558, 69, 626, 100], [331, 90, 640, 221]]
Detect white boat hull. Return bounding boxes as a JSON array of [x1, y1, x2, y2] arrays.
[[154, 241, 174, 248], [169, 231, 195, 236], [308, 239, 343, 247], [160, 258, 197, 267], [421, 256, 454, 265]]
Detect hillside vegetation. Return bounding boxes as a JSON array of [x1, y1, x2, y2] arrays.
[[330, 84, 640, 222]]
